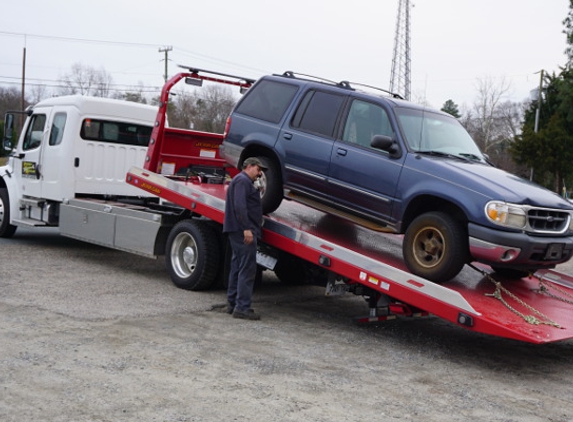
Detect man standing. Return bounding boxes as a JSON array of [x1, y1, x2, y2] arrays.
[[223, 157, 267, 320]]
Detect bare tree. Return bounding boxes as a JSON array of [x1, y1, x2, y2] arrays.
[[192, 85, 237, 133], [168, 85, 238, 132], [58, 63, 113, 97], [0, 86, 22, 115], [114, 82, 149, 104], [0, 86, 26, 155], [169, 90, 195, 129], [28, 84, 50, 104], [469, 76, 512, 153]]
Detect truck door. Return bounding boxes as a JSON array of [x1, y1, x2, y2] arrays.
[[40, 112, 68, 200], [328, 99, 404, 224], [17, 110, 51, 198], [16, 109, 68, 200]]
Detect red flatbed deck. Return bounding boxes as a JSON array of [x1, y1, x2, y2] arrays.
[[127, 166, 573, 344]]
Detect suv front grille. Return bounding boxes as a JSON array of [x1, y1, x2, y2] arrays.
[[527, 208, 571, 233]]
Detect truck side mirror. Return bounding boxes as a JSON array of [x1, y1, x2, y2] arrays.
[[3, 113, 14, 153]]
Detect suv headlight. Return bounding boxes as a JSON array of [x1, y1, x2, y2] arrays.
[[485, 201, 527, 229]]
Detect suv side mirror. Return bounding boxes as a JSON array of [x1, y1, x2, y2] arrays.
[[371, 135, 401, 157]]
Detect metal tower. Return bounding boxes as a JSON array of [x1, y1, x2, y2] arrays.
[[389, 0, 412, 100]]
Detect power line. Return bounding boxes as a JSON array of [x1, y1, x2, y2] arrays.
[[0, 30, 163, 49]]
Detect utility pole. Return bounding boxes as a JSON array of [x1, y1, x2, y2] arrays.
[[530, 69, 544, 181], [20, 41, 27, 130], [390, 0, 412, 100], [159, 46, 173, 82]]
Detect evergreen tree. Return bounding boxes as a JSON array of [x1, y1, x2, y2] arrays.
[[564, 0, 573, 67], [511, 71, 573, 193], [511, 2, 573, 194], [441, 99, 461, 118]]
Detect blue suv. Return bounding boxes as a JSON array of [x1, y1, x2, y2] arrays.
[[221, 71, 573, 282]]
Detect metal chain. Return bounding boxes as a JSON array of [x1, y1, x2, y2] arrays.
[[533, 274, 573, 306], [468, 264, 561, 328]]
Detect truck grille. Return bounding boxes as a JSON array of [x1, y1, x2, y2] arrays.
[[527, 208, 571, 233]]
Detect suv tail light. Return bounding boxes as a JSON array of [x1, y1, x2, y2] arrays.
[[224, 116, 231, 138]]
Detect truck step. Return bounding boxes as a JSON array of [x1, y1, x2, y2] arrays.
[[12, 218, 48, 228], [19, 197, 46, 208]]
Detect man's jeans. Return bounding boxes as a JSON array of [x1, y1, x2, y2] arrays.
[[227, 231, 257, 312]]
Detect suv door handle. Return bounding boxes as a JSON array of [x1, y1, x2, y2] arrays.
[[283, 133, 293, 140], [337, 148, 347, 156]]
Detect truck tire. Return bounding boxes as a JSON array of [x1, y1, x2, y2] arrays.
[[165, 219, 220, 290], [403, 212, 468, 283], [0, 188, 17, 238], [274, 252, 307, 285], [249, 155, 282, 214]]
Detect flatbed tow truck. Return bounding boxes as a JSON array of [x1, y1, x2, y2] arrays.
[[120, 66, 573, 345]]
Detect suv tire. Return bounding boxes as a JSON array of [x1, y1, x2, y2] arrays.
[[250, 155, 282, 214], [403, 211, 468, 283]]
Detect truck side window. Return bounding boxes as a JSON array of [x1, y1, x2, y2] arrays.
[[343, 100, 392, 148], [49, 113, 67, 146], [80, 119, 152, 146], [291, 90, 345, 138], [235, 80, 298, 124], [23, 114, 47, 151]]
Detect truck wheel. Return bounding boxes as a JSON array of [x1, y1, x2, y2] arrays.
[[0, 188, 17, 238], [165, 219, 220, 290], [403, 212, 468, 283], [251, 155, 282, 214], [274, 252, 307, 285]]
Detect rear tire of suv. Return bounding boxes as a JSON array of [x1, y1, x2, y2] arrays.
[[403, 212, 468, 283], [253, 155, 283, 214]]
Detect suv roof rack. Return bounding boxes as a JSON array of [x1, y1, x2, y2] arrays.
[[281, 71, 404, 99], [342, 81, 404, 100], [281, 71, 352, 89]]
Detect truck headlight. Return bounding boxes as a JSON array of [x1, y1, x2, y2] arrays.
[[485, 201, 527, 229]]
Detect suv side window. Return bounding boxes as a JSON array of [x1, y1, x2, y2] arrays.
[[291, 90, 345, 137], [342, 100, 392, 148], [235, 79, 298, 123]]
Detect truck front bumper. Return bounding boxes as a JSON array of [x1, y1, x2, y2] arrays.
[[468, 222, 573, 270]]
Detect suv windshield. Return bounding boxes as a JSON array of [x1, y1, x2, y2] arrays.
[[396, 107, 484, 162]]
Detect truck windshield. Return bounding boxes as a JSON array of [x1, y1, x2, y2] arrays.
[[395, 107, 485, 162]]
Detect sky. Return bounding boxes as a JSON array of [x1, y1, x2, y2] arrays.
[[0, 0, 570, 111]]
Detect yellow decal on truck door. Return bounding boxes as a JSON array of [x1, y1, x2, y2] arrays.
[[22, 161, 38, 178]]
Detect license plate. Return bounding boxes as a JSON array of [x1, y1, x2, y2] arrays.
[[256, 251, 277, 270], [544, 243, 565, 260]]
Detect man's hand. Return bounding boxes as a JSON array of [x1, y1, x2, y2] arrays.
[[243, 229, 254, 245]]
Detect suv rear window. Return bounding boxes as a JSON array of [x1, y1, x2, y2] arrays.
[[235, 79, 298, 123], [291, 90, 345, 137]]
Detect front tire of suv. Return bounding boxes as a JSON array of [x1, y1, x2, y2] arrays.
[[403, 212, 468, 283], [252, 155, 282, 214]]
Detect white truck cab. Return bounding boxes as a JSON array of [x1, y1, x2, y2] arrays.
[[1, 95, 157, 237]]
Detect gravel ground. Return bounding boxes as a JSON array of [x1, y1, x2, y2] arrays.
[[2, 228, 573, 422]]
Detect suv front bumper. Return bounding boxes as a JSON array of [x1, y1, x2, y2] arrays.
[[468, 222, 573, 269]]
